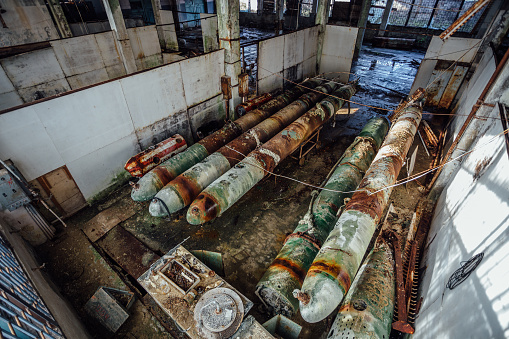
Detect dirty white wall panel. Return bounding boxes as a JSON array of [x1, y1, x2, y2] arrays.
[[179, 50, 224, 107], [0, 0, 59, 47], [120, 62, 187, 129], [51, 36, 110, 89], [0, 48, 71, 102], [0, 52, 226, 201], [425, 36, 481, 63], [187, 94, 226, 140], [127, 26, 164, 70], [66, 134, 140, 201], [35, 81, 135, 164], [94, 31, 128, 79], [416, 105, 509, 338], [319, 25, 358, 83], [448, 49, 496, 140], [302, 26, 319, 79], [0, 67, 23, 110], [201, 14, 219, 52], [0, 106, 64, 181], [258, 35, 284, 94], [410, 37, 481, 96], [283, 32, 304, 85]]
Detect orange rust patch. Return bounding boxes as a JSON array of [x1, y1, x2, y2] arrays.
[[153, 166, 176, 186], [308, 260, 351, 291], [171, 175, 202, 206], [270, 258, 306, 283]]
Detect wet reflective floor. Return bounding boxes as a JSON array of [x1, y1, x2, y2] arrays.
[[37, 45, 429, 339]]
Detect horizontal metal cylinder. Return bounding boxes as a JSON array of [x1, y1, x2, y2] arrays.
[[186, 84, 357, 225], [235, 93, 273, 116], [255, 118, 389, 317], [149, 82, 338, 216], [298, 104, 422, 323], [131, 78, 322, 202], [327, 240, 395, 339]]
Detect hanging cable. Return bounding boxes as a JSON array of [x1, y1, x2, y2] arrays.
[[446, 253, 484, 289]]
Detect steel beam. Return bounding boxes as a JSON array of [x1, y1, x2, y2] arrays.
[[255, 117, 389, 316], [186, 84, 357, 225], [149, 81, 338, 216], [296, 103, 422, 323], [131, 79, 322, 202]]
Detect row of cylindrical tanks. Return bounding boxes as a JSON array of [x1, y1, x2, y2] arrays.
[[128, 76, 424, 337]]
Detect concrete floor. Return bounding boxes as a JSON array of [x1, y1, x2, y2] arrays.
[[36, 45, 435, 338]]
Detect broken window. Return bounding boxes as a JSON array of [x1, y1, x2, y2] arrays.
[[240, 0, 258, 12]]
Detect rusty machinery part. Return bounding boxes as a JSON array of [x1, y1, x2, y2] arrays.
[[186, 84, 357, 225], [327, 240, 395, 339], [235, 93, 273, 116], [131, 78, 323, 202], [149, 81, 339, 217], [298, 103, 423, 323], [124, 134, 187, 178], [255, 117, 390, 317], [194, 287, 244, 339]]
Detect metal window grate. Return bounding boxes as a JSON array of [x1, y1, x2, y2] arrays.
[[0, 238, 64, 338]]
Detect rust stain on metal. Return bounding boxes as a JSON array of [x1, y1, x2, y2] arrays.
[[124, 135, 187, 177], [235, 93, 272, 116], [221, 76, 232, 100], [188, 192, 220, 221], [308, 261, 351, 291], [152, 166, 176, 185], [238, 73, 249, 97], [170, 175, 203, 206], [346, 190, 385, 221], [271, 258, 307, 283]]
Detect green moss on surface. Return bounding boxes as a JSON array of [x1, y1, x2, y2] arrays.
[[87, 170, 132, 206]]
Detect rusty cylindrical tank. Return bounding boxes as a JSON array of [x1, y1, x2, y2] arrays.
[[295, 103, 422, 323], [255, 117, 389, 317], [186, 84, 357, 225], [130, 78, 322, 201], [149, 81, 338, 216]]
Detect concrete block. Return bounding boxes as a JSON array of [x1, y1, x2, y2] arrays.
[[319, 25, 358, 83], [258, 35, 284, 80], [127, 26, 163, 70], [65, 69, 110, 89], [0, 67, 22, 109], [258, 72, 283, 94], [51, 35, 107, 76], [283, 32, 304, 69], [120, 62, 187, 130], [0, 0, 59, 47], [302, 26, 319, 61], [180, 50, 224, 107], [17, 78, 71, 102], [0, 48, 69, 90]]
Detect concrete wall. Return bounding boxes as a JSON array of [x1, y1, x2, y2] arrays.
[[0, 50, 226, 202], [319, 25, 358, 84], [415, 44, 509, 337], [0, 0, 60, 47], [257, 26, 319, 94], [0, 28, 164, 111]]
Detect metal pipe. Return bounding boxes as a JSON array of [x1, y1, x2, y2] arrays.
[[186, 84, 357, 225], [235, 93, 273, 116], [255, 117, 389, 317], [131, 78, 323, 201], [295, 103, 422, 323], [149, 82, 339, 217], [327, 240, 395, 339]]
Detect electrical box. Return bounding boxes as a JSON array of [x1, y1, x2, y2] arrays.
[[0, 166, 31, 211]]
